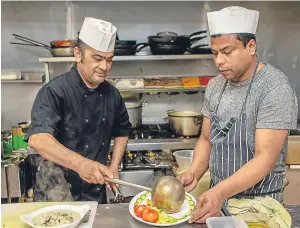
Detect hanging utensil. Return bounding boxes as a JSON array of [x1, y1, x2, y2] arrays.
[[105, 176, 185, 213]]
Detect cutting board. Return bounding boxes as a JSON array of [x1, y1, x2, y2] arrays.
[[1, 201, 98, 228]]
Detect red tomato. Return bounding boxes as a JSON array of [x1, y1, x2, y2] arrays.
[[142, 208, 159, 223], [134, 205, 148, 218]]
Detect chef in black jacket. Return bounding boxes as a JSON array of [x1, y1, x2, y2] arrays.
[[25, 17, 132, 203]]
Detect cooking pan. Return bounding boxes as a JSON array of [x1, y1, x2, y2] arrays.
[[115, 33, 137, 49], [148, 30, 207, 45], [148, 35, 207, 55], [12, 33, 75, 49], [188, 44, 213, 54], [149, 43, 187, 55], [10, 34, 74, 57], [114, 43, 149, 56]]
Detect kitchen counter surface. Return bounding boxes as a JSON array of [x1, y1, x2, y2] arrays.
[[94, 203, 300, 228]]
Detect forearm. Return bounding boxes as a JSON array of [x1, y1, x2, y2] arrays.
[[215, 153, 275, 199], [110, 136, 129, 169], [189, 135, 212, 180], [28, 133, 84, 172]]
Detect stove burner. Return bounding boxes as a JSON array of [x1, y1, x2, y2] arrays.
[[129, 124, 198, 139]]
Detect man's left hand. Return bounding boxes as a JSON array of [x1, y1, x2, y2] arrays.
[[189, 187, 225, 223]]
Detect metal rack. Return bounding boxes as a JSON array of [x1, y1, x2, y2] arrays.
[[39, 54, 214, 83], [118, 87, 206, 93]]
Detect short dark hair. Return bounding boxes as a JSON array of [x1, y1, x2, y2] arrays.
[[73, 38, 88, 53], [211, 33, 256, 47]]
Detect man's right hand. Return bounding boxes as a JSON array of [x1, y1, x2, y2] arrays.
[[76, 158, 114, 184], [177, 171, 199, 192]]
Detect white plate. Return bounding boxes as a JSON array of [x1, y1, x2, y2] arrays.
[[129, 191, 196, 227], [20, 204, 90, 228]]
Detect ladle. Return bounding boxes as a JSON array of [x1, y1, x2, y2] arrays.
[[105, 176, 185, 213]]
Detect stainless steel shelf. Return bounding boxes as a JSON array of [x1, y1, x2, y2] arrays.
[[39, 54, 213, 63], [118, 87, 206, 93], [21, 138, 197, 155], [110, 138, 198, 151], [1, 80, 44, 84]]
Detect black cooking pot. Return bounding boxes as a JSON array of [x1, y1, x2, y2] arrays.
[[188, 44, 213, 54], [114, 43, 149, 56]]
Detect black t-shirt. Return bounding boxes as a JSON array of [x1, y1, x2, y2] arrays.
[[25, 65, 132, 165]]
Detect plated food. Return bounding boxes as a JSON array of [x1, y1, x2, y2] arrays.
[[129, 191, 196, 227], [31, 209, 80, 227], [20, 204, 90, 228]]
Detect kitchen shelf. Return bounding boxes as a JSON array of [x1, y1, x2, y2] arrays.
[[111, 138, 198, 151], [24, 138, 198, 154], [39, 54, 214, 63], [118, 87, 206, 93], [1, 80, 44, 84]]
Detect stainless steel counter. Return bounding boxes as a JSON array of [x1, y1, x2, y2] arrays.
[[94, 203, 206, 228], [94, 204, 300, 228]]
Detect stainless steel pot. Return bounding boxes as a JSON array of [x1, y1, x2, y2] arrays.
[[125, 102, 148, 128], [167, 110, 203, 136]]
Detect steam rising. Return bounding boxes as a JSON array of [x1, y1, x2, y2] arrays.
[[33, 157, 73, 202]]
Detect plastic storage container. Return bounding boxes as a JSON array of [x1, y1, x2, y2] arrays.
[[173, 150, 193, 172], [206, 217, 248, 228]]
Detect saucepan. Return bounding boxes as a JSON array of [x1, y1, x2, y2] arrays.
[[10, 34, 75, 57], [105, 176, 185, 213], [125, 101, 148, 128], [167, 110, 203, 136]]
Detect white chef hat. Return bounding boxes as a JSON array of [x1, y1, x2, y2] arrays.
[[207, 6, 259, 36], [79, 17, 117, 52]]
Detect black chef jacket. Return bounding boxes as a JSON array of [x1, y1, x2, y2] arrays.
[[25, 65, 132, 203]]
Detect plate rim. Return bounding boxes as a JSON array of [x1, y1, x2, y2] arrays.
[[128, 190, 196, 227]]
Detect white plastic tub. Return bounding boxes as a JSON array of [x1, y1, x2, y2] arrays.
[[173, 150, 193, 172], [206, 217, 248, 228]]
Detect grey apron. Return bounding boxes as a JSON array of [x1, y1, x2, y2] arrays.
[[209, 59, 284, 203]]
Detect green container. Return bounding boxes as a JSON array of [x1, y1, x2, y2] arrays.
[[12, 126, 28, 150], [2, 136, 12, 155]]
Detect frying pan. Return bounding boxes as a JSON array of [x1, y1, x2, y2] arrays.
[[115, 33, 137, 49], [10, 34, 74, 57], [149, 43, 187, 55], [148, 30, 207, 45], [12, 33, 75, 49], [114, 43, 149, 56], [188, 44, 213, 54], [149, 35, 207, 55], [148, 35, 207, 55]]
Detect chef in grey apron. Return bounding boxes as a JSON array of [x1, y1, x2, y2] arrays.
[[209, 57, 283, 203], [180, 6, 298, 224]]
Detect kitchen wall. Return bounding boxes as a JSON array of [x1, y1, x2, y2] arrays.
[[2, 1, 300, 129]]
